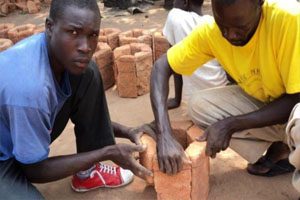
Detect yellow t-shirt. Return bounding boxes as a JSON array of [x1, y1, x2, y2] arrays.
[[167, 0, 300, 103]]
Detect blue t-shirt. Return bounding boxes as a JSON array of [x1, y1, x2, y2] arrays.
[[0, 33, 71, 164]]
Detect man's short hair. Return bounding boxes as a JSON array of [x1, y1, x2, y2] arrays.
[[190, 0, 205, 6], [49, 0, 100, 21]]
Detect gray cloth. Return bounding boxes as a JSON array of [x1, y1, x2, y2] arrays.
[[188, 85, 286, 163]]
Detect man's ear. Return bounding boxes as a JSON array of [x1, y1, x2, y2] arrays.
[[45, 17, 54, 37]]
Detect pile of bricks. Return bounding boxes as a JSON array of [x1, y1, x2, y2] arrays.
[[7, 23, 36, 43], [140, 121, 210, 200], [92, 42, 115, 90], [153, 32, 170, 61], [0, 0, 51, 16], [98, 28, 121, 50], [113, 43, 153, 98], [119, 29, 152, 49], [0, 38, 13, 51]]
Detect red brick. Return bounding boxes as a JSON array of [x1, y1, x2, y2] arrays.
[[119, 29, 153, 48], [116, 55, 136, 73], [185, 142, 210, 200], [0, 38, 13, 52], [113, 45, 131, 60], [140, 134, 156, 185], [7, 24, 36, 43], [99, 28, 121, 50], [27, 1, 39, 14], [93, 42, 113, 69], [0, 23, 15, 38], [99, 65, 115, 90], [153, 32, 170, 61], [187, 125, 205, 144], [169, 120, 194, 148], [117, 72, 137, 98]]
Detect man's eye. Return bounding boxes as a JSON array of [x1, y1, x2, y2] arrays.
[[69, 30, 77, 35]]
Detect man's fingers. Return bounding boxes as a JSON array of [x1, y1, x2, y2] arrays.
[[131, 159, 153, 178], [222, 138, 230, 151], [133, 134, 142, 145], [164, 159, 172, 174], [170, 158, 178, 174], [131, 144, 147, 153]]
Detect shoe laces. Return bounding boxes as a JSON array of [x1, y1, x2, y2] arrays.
[[98, 163, 117, 175]]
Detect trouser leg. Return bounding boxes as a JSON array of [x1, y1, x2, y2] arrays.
[[286, 103, 300, 192], [188, 85, 286, 163], [51, 61, 115, 153], [0, 159, 44, 200]]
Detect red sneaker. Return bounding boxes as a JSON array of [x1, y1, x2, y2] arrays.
[[71, 163, 134, 192]]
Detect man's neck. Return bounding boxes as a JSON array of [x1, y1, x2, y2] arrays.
[[189, 4, 202, 16]]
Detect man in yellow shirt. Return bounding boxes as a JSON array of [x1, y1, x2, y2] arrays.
[[150, 0, 300, 187]]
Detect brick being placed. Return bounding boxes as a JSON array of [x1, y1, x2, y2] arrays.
[[139, 121, 209, 200], [7, 23, 36, 43], [98, 28, 121, 50], [119, 29, 152, 49], [0, 38, 13, 52], [153, 32, 170, 61], [113, 43, 153, 98], [92, 42, 115, 90]]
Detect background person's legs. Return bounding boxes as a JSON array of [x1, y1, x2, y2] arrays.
[[188, 85, 286, 163], [286, 103, 300, 192], [0, 159, 44, 200]]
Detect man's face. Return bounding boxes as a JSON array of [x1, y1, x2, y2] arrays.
[[47, 6, 100, 75], [212, 0, 262, 46]]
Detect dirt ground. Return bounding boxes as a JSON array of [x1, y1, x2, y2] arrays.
[[1, 1, 299, 199]]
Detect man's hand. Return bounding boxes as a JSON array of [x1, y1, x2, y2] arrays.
[[199, 117, 236, 158], [109, 143, 153, 179], [157, 135, 188, 174]]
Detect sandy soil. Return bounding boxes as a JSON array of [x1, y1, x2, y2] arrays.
[[0, 1, 299, 199]]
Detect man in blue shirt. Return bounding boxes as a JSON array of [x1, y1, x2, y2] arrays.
[[0, 0, 152, 199]]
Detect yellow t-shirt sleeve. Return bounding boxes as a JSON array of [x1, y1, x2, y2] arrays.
[[167, 25, 214, 75], [276, 8, 300, 94]]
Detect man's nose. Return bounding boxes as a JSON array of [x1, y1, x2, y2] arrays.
[[78, 37, 92, 54]]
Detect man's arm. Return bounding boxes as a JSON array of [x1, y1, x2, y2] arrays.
[[150, 54, 186, 174], [167, 73, 183, 109], [20, 143, 152, 183], [205, 93, 300, 158]]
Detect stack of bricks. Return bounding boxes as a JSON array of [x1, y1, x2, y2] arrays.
[[98, 28, 121, 50], [113, 43, 153, 98], [153, 32, 170, 61], [0, 38, 13, 51], [0, 23, 15, 38], [140, 121, 210, 200], [7, 23, 36, 43], [0, 0, 50, 16], [92, 42, 115, 90], [119, 29, 153, 50]]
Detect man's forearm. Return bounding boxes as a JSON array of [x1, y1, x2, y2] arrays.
[[20, 145, 114, 183], [150, 55, 174, 138], [112, 121, 131, 138], [229, 93, 300, 133]]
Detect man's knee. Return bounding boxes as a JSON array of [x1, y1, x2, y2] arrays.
[[188, 92, 217, 127]]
